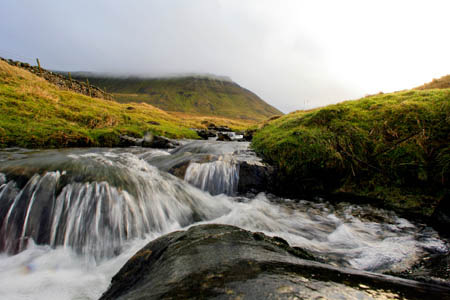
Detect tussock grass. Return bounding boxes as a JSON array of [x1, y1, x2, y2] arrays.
[[416, 74, 450, 90], [252, 89, 450, 215]]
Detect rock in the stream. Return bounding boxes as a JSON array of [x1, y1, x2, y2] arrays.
[[238, 161, 275, 194], [432, 193, 450, 236], [194, 129, 216, 140], [100, 224, 450, 300], [243, 129, 255, 141], [142, 132, 179, 149], [208, 124, 232, 132], [119, 133, 179, 148], [119, 135, 143, 147], [217, 132, 232, 141]]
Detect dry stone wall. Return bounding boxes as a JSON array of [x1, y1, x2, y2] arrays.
[[1, 57, 113, 100]]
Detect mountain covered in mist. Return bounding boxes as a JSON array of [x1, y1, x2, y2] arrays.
[[72, 74, 283, 121]]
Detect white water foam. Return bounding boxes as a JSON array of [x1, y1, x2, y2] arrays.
[[184, 155, 240, 195], [0, 146, 448, 299]]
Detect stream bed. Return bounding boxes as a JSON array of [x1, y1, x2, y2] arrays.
[[0, 141, 448, 299]]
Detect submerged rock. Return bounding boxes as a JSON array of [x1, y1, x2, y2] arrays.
[[100, 224, 450, 300]]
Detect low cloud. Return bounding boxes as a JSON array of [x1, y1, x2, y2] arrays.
[[1, 0, 449, 112]]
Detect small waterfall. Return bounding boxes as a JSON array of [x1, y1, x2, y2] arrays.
[[184, 155, 240, 195], [0, 144, 449, 300], [0, 151, 232, 259]]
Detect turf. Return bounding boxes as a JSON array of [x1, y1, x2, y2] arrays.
[[252, 89, 450, 215]]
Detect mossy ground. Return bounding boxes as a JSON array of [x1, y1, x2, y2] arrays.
[[252, 89, 450, 216], [0, 61, 251, 148]]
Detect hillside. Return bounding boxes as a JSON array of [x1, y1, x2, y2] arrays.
[[72, 75, 283, 121], [252, 89, 450, 216], [0, 60, 206, 148], [415, 74, 450, 90]]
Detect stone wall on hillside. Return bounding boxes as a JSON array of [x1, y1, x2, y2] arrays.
[[1, 57, 114, 100]]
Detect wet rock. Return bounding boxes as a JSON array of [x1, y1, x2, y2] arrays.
[[208, 124, 232, 132], [100, 224, 450, 300], [194, 129, 217, 140], [195, 129, 210, 140], [217, 132, 232, 141], [238, 161, 274, 194], [119, 133, 179, 148], [142, 132, 179, 149], [119, 135, 143, 147], [387, 252, 450, 286], [169, 161, 191, 179], [243, 129, 255, 141], [432, 193, 450, 236]]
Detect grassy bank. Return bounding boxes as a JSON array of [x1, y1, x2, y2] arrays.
[[252, 89, 450, 216], [0, 60, 206, 148]]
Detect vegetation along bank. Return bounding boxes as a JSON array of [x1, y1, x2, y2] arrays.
[[252, 87, 450, 221]]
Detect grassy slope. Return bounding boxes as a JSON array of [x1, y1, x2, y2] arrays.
[[0, 60, 205, 148], [416, 74, 450, 90], [252, 89, 450, 216], [75, 76, 282, 121]]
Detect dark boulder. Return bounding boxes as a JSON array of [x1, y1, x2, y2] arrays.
[[208, 124, 232, 132], [243, 129, 255, 141], [195, 129, 209, 140], [119, 135, 143, 147], [142, 132, 179, 149], [238, 161, 275, 194], [194, 129, 217, 140], [100, 224, 450, 300], [168, 160, 191, 179], [217, 132, 232, 141], [119, 133, 179, 148], [431, 193, 450, 237]]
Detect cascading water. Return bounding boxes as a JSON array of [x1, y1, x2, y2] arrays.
[[0, 142, 448, 300], [0, 150, 232, 258], [184, 155, 240, 195]]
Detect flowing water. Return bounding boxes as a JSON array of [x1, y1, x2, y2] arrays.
[[0, 141, 447, 299]]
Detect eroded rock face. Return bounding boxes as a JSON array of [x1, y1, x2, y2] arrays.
[[100, 224, 450, 300]]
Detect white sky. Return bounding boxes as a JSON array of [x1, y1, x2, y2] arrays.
[[1, 0, 449, 112]]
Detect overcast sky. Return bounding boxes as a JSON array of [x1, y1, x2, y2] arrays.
[[1, 0, 449, 112]]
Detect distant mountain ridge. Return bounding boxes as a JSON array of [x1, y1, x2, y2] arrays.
[[73, 75, 283, 121]]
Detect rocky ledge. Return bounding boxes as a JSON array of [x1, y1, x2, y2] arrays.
[[100, 224, 450, 300]]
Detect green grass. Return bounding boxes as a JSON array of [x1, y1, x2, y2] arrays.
[[0, 60, 202, 148], [252, 89, 450, 216], [74, 76, 282, 121]]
